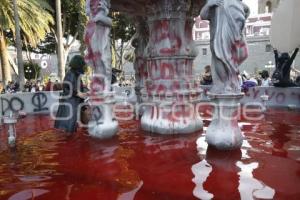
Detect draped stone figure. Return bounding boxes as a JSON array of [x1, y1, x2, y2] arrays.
[[200, 0, 250, 94], [84, 0, 118, 139], [85, 0, 112, 92]]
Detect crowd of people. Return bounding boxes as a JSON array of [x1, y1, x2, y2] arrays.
[[198, 64, 300, 92], [0, 79, 62, 94]]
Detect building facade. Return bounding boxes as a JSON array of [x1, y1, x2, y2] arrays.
[[258, 0, 280, 14], [192, 0, 300, 75]]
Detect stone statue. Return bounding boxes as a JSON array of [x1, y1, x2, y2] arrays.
[[85, 0, 118, 139], [200, 0, 250, 94], [85, 0, 112, 92]]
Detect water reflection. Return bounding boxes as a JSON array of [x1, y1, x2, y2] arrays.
[[192, 159, 213, 199], [193, 136, 275, 200], [8, 189, 49, 200], [237, 161, 275, 200], [117, 181, 143, 200]]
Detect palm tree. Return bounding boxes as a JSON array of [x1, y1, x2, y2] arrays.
[[0, 0, 54, 84], [13, 0, 25, 90]]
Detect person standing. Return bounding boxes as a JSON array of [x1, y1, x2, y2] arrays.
[[272, 48, 299, 87], [54, 55, 88, 133], [260, 70, 272, 87]]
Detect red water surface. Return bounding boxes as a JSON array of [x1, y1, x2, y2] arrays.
[[0, 109, 300, 200]]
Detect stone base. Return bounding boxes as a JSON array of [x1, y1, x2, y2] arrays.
[[205, 93, 244, 150], [141, 107, 203, 134], [88, 119, 118, 139], [88, 92, 119, 139]]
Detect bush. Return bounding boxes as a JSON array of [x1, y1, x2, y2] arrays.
[[24, 62, 41, 80]]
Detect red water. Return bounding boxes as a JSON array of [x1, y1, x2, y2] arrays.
[[0, 109, 300, 200]]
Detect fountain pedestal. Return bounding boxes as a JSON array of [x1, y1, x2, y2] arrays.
[[140, 0, 203, 134], [88, 92, 118, 139], [206, 93, 244, 150]]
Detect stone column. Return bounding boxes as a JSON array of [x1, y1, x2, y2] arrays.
[[141, 0, 203, 134]]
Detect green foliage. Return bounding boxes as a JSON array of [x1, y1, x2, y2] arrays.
[[111, 12, 135, 69], [0, 0, 54, 47], [31, 0, 87, 54], [24, 62, 41, 80], [111, 12, 135, 43]]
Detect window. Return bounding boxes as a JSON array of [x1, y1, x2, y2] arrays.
[[202, 48, 207, 56], [265, 44, 272, 52]]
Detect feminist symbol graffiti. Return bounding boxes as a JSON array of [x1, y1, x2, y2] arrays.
[[1, 97, 24, 115], [92, 106, 103, 124], [32, 92, 49, 112]]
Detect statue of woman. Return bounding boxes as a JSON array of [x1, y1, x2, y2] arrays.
[[200, 0, 250, 94], [85, 0, 112, 92]]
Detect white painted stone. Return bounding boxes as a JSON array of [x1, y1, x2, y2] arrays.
[[206, 93, 244, 150], [88, 101, 118, 139], [141, 105, 203, 135]]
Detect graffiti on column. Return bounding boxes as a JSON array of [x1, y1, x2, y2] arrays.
[[85, 0, 113, 93], [140, 0, 203, 133]]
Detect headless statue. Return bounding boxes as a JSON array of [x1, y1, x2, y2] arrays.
[[200, 0, 250, 94]]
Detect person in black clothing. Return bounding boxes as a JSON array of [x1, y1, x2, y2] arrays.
[[54, 55, 88, 133], [272, 48, 299, 87], [201, 65, 213, 85]]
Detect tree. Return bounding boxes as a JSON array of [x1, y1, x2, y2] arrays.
[[41, 0, 87, 80], [56, 0, 64, 80], [111, 12, 136, 70], [13, 0, 25, 90], [0, 0, 54, 84], [24, 61, 41, 80]]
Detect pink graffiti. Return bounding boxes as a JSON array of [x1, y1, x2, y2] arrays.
[[231, 40, 248, 65], [246, 88, 300, 104]]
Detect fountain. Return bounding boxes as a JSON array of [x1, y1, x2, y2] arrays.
[[83, 0, 205, 135], [0, 1, 299, 199]]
